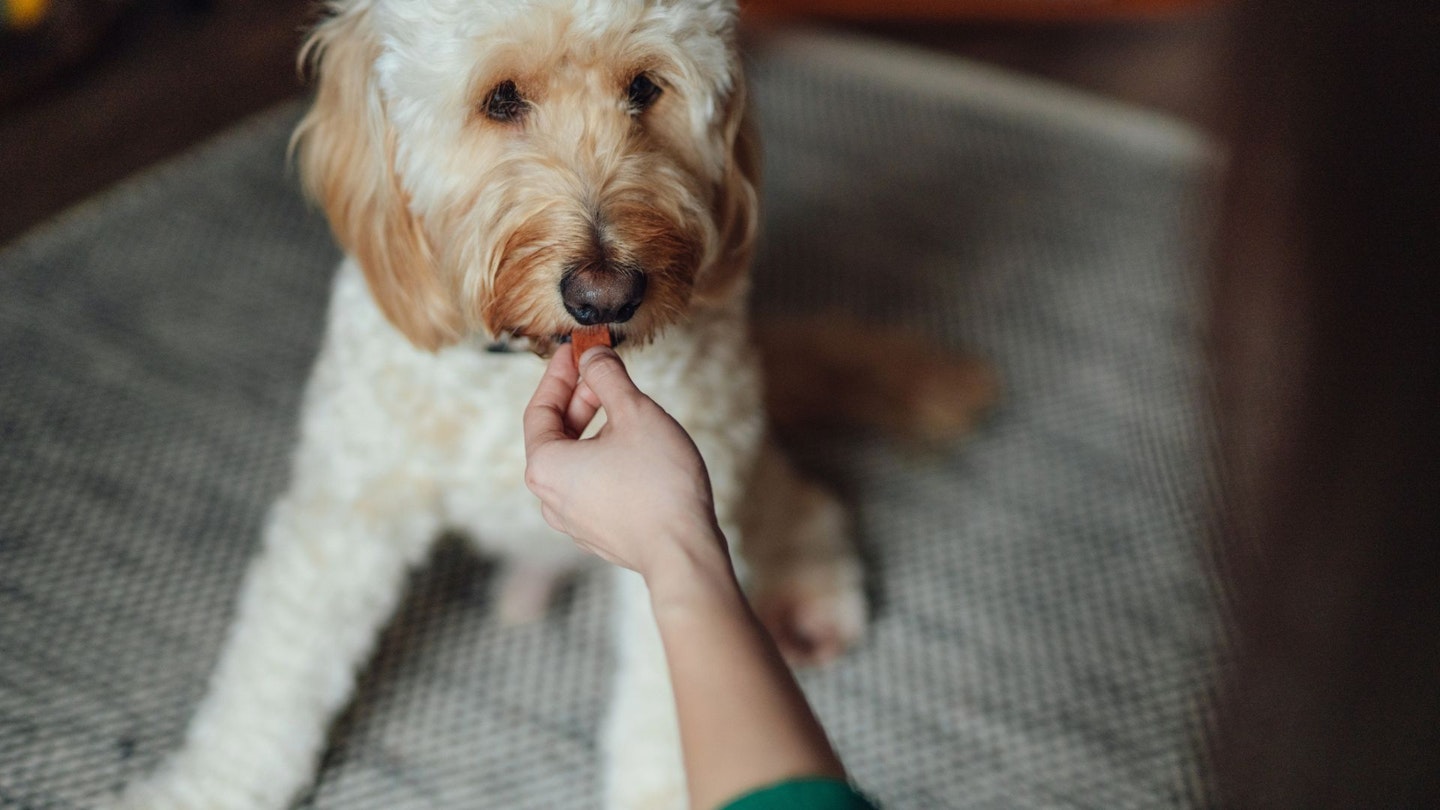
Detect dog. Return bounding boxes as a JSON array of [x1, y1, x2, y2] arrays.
[[110, 2, 995, 808]]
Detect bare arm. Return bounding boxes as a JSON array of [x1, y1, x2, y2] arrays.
[[523, 346, 845, 809], [646, 522, 845, 809]]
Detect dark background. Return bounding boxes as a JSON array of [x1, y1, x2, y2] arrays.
[[0, 0, 1228, 247]]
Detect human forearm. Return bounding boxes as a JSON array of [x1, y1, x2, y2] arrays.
[[522, 347, 849, 807], [648, 530, 846, 810]]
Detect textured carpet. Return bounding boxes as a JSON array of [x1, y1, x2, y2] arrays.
[[0, 28, 1219, 810]]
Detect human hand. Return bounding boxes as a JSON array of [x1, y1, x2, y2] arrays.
[[523, 345, 729, 583]]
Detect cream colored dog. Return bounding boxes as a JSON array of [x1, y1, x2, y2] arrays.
[[110, 2, 877, 808]]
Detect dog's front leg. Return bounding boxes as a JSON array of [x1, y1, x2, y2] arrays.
[[110, 480, 440, 810], [602, 566, 688, 810], [601, 397, 763, 810]]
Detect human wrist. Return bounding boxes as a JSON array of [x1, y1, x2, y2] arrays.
[[644, 520, 742, 617]]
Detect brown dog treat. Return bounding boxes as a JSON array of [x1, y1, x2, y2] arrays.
[[571, 325, 612, 360]]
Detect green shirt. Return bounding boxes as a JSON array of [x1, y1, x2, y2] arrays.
[[720, 777, 879, 810]]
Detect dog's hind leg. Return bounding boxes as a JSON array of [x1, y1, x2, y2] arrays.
[[109, 477, 441, 810], [741, 441, 867, 668], [756, 315, 999, 443], [494, 560, 572, 625]]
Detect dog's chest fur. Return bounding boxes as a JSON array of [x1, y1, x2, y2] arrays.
[[291, 260, 765, 562]]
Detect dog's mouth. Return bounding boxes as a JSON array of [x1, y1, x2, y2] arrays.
[[557, 327, 625, 348], [484, 326, 626, 358]]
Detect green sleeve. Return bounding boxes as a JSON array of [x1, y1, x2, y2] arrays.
[[718, 777, 880, 810]]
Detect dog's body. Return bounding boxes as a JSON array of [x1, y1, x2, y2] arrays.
[[110, 2, 879, 808], [117, 259, 859, 810]]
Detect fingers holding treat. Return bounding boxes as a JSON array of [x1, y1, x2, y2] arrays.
[[565, 379, 603, 437], [563, 326, 611, 434]]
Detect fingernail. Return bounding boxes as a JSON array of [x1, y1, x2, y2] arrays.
[[579, 346, 615, 367]]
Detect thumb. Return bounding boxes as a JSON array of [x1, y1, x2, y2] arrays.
[[578, 347, 645, 416]]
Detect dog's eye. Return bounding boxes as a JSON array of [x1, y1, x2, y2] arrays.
[[483, 80, 526, 123], [626, 73, 661, 113]]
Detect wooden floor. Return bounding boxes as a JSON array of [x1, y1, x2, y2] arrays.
[[0, 1, 1229, 247]]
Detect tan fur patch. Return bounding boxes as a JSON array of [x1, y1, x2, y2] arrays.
[[293, 9, 466, 351]]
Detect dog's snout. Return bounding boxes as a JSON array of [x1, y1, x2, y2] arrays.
[[560, 263, 646, 325]]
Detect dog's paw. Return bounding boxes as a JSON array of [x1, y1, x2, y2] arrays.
[[751, 559, 867, 668], [101, 772, 204, 810], [102, 756, 276, 810], [601, 716, 688, 810], [495, 562, 569, 625], [605, 784, 688, 810]]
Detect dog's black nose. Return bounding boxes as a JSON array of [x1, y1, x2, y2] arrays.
[[560, 264, 646, 325]]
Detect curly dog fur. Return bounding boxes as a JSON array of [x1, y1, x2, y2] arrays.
[[110, 2, 870, 808]]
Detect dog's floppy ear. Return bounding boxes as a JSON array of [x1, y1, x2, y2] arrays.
[[696, 79, 761, 304], [292, 9, 465, 352]]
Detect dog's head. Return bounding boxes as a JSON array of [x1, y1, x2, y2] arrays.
[[293, 0, 758, 355]]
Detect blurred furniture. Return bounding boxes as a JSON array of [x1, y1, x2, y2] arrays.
[[746, 0, 1215, 20]]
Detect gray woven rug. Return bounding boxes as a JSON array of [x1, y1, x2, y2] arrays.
[[0, 28, 1219, 810]]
